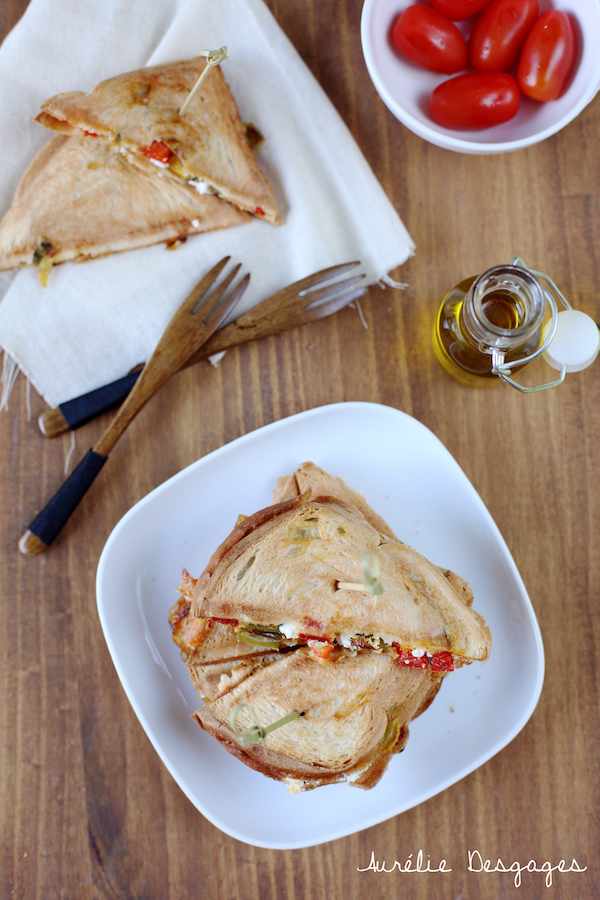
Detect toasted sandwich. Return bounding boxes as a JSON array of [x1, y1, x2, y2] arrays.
[[170, 568, 284, 703], [37, 57, 281, 225], [171, 571, 444, 791], [190, 493, 491, 668], [274, 461, 475, 604], [169, 463, 491, 792], [194, 645, 443, 792], [0, 132, 249, 278]]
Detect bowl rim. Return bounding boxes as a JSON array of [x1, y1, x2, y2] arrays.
[[360, 0, 600, 154]]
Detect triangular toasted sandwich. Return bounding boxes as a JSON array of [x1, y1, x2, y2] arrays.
[[37, 57, 281, 225], [274, 461, 476, 604], [193, 645, 443, 792], [190, 491, 491, 667], [170, 464, 491, 792], [0, 132, 249, 277], [170, 578, 443, 790]]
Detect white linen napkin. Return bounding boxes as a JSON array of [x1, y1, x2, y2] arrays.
[[0, 0, 414, 409]]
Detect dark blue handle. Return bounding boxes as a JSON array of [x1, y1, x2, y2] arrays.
[[27, 449, 108, 546], [59, 370, 142, 430]]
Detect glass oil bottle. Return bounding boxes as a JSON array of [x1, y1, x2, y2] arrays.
[[432, 264, 547, 388]]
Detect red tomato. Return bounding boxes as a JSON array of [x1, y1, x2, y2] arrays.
[[517, 10, 575, 101], [469, 0, 539, 72], [391, 5, 468, 74], [429, 0, 492, 22], [429, 72, 520, 128]]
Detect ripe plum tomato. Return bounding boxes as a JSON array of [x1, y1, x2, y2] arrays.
[[429, 0, 492, 22], [469, 0, 539, 72], [429, 71, 520, 128], [517, 10, 575, 101], [391, 5, 468, 74]]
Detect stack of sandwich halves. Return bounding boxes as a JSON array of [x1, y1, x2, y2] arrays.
[[0, 57, 281, 281], [170, 462, 492, 794]]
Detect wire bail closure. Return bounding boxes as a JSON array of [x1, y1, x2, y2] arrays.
[[491, 257, 571, 393]]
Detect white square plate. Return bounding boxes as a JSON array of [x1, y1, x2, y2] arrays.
[[96, 402, 544, 849]]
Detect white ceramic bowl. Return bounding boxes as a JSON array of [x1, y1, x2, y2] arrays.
[[361, 0, 600, 154]]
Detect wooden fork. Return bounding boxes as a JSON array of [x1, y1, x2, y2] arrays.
[[19, 257, 249, 556], [39, 262, 367, 438]]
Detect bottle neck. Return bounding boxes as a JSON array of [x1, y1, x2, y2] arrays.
[[460, 265, 546, 354]]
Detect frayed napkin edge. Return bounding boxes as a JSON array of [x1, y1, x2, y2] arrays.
[[0, 266, 412, 409]]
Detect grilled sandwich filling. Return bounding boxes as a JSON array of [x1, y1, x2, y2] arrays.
[[170, 593, 455, 672], [167, 464, 492, 793], [204, 617, 455, 671], [76, 130, 262, 209], [136, 136, 266, 215]]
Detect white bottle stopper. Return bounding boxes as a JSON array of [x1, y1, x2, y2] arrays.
[[543, 309, 600, 373]]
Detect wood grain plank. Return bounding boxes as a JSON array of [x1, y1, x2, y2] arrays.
[[0, 0, 599, 897]]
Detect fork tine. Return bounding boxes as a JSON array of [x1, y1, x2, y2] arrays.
[[196, 262, 242, 317], [288, 261, 362, 295], [206, 272, 251, 331], [182, 256, 231, 315], [303, 286, 369, 321], [302, 273, 366, 308]]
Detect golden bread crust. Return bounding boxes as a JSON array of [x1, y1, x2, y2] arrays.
[[273, 461, 396, 537], [191, 494, 491, 662], [170, 464, 491, 793], [194, 647, 442, 786], [38, 58, 281, 225], [0, 133, 249, 271]]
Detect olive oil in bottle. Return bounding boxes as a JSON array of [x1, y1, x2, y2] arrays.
[[433, 265, 546, 387]]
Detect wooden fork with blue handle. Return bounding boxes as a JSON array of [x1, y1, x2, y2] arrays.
[[19, 257, 249, 556]]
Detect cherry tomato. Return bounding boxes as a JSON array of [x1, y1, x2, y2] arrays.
[[429, 72, 520, 128], [429, 0, 492, 22], [469, 0, 539, 72], [517, 10, 575, 101], [391, 5, 468, 74]]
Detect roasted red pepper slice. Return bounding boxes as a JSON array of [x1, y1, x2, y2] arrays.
[[430, 651, 454, 671], [395, 645, 430, 669], [307, 639, 334, 659], [140, 140, 173, 164]]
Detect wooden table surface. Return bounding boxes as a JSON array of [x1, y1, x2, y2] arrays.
[[1, 1, 599, 898]]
